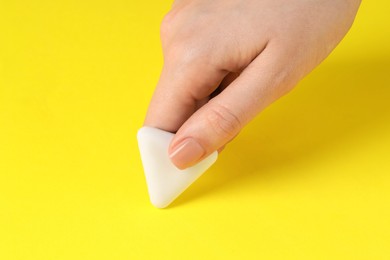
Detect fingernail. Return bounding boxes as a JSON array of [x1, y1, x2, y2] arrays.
[[169, 138, 206, 170]]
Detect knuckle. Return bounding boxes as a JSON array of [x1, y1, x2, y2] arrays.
[[166, 41, 207, 71], [207, 104, 241, 139], [160, 11, 178, 41], [160, 12, 217, 69]]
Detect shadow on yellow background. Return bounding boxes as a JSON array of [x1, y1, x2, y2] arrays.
[[174, 58, 390, 207]]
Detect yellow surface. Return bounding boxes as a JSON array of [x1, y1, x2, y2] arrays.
[[1, 1, 389, 259]]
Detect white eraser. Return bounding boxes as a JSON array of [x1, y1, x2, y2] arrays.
[[137, 126, 218, 208]]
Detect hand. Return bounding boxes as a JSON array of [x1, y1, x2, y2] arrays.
[[144, 0, 361, 169]]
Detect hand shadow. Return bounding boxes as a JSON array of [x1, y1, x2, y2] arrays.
[[171, 58, 390, 207]]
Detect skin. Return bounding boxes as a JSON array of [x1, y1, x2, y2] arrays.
[[144, 0, 362, 169]]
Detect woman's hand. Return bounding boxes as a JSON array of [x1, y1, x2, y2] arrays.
[[144, 0, 361, 169]]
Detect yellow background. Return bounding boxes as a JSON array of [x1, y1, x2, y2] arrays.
[[1, 0, 389, 259]]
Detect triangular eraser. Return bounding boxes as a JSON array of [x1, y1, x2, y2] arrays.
[[137, 126, 218, 208]]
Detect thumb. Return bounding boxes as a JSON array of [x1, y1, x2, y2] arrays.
[[169, 47, 294, 169]]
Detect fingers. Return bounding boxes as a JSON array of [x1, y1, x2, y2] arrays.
[[169, 45, 297, 169], [144, 57, 228, 133]]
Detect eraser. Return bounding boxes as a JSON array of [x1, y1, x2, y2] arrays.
[[137, 126, 218, 208]]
